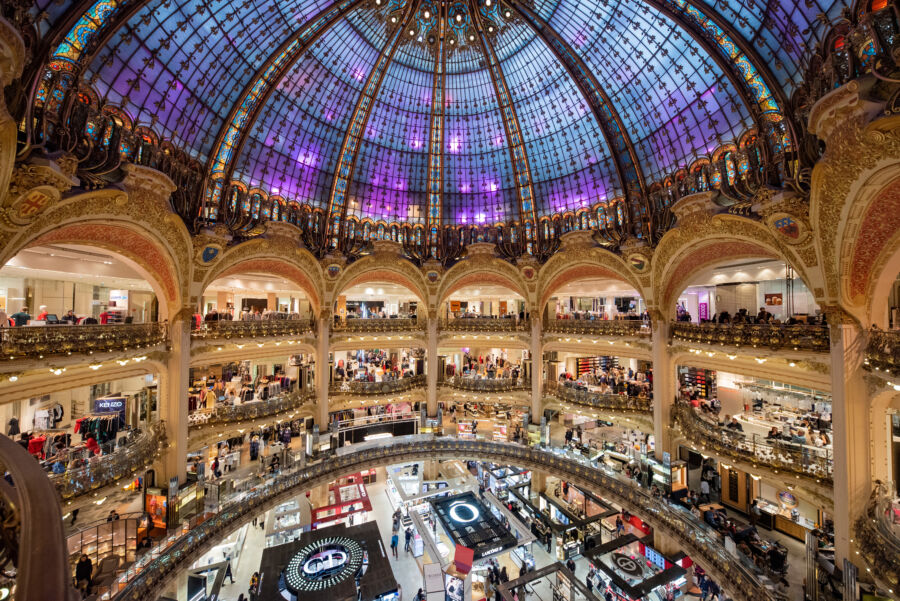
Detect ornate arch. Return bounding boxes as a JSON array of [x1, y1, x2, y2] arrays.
[[197, 238, 324, 314], [437, 258, 530, 309], [0, 175, 194, 314], [329, 256, 430, 315], [538, 247, 645, 311], [653, 216, 809, 316], [835, 167, 900, 326]]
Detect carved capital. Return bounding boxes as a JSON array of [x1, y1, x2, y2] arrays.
[[263, 220, 304, 243], [808, 80, 882, 143], [559, 229, 596, 249], [371, 238, 402, 257], [670, 191, 718, 225], [465, 241, 497, 257], [122, 163, 176, 208]]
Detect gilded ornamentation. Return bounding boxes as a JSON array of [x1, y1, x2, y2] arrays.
[[2, 158, 78, 223]]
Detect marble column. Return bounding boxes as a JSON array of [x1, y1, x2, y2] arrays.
[[530, 316, 543, 423], [426, 317, 438, 416], [316, 314, 331, 429], [829, 321, 869, 569], [159, 313, 190, 485], [651, 319, 675, 461]]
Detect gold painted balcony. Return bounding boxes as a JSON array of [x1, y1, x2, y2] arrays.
[[111, 437, 777, 601], [329, 374, 425, 395], [443, 375, 529, 392], [544, 318, 650, 337], [854, 480, 900, 589], [331, 317, 423, 333], [0, 323, 168, 360], [50, 422, 166, 500], [191, 319, 315, 340], [188, 392, 314, 428], [546, 380, 652, 413], [439, 317, 530, 333], [865, 328, 900, 374], [673, 402, 832, 484], [670, 321, 830, 353]]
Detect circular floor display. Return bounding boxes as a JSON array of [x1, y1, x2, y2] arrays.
[[283, 537, 364, 593], [448, 501, 480, 523], [610, 553, 643, 577]]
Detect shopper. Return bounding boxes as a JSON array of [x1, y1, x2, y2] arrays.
[[37, 305, 48, 320], [404, 527, 413, 553], [249, 572, 260, 600], [390, 532, 399, 558], [10, 307, 30, 327], [225, 561, 235, 584], [75, 553, 92, 594], [565, 558, 575, 574], [615, 515, 625, 537]]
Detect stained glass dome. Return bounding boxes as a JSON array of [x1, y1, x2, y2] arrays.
[[39, 0, 847, 227]]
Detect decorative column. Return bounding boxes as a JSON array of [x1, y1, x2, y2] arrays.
[[828, 317, 870, 569], [315, 310, 331, 429], [159, 309, 190, 485], [651, 316, 675, 461], [530, 316, 543, 423], [426, 316, 439, 416]]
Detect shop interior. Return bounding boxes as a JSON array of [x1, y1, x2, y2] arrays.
[[199, 271, 315, 319], [441, 284, 526, 319], [332, 348, 423, 384], [0, 373, 159, 479], [335, 282, 421, 321], [0, 244, 159, 324], [674, 259, 821, 324], [442, 347, 526, 382], [552, 354, 652, 399], [544, 277, 646, 321]]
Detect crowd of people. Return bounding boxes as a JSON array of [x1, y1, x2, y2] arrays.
[[454, 353, 521, 380], [335, 349, 415, 382], [557, 364, 652, 398], [676, 304, 827, 326]]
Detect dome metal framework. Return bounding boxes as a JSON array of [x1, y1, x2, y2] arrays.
[[9, 0, 899, 261]]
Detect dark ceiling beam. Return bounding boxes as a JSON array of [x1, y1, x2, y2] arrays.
[[208, 0, 367, 208], [468, 0, 538, 231], [508, 0, 646, 201], [324, 1, 417, 243], [424, 3, 447, 250]]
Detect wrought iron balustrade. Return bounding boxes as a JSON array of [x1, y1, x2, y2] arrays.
[[188, 393, 314, 427], [439, 317, 530, 333], [544, 318, 650, 337], [331, 318, 422, 333], [669, 321, 830, 352], [443, 376, 529, 392], [546, 380, 652, 413], [191, 319, 315, 340], [673, 402, 832, 484], [854, 480, 900, 589], [0, 323, 168, 360], [329, 374, 425, 395], [50, 422, 166, 500], [865, 328, 900, 373], [110, 436, 777, 601]]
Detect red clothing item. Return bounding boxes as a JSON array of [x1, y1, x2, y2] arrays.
[[28, 436, 46, 456], [85, 437, 100, 455], [38, 311, 48, 320], [99, 312, 109, 324]]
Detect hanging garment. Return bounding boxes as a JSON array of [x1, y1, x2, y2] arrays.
[[7, 417, 19, 436]]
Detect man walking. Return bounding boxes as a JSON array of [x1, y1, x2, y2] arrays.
[[390, 532, 399, 558], [404, 527, 413, 553]]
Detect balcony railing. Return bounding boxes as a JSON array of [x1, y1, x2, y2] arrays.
[[443, 375, 529, 392], [111, 437, 778, 601], [191, 319, 314, 339], [440, 317, 530, 333], [546, 381, 652, 413], [0, 323, 168, 360], [673, 402, 832, 484], [865, 328, 900, 373], [50, 422, 166, 499], [544, 318, 650, 337], [331, 317, 422, 333], [329, 374, 426, 395], [670, 321, 830, 353], [854, 481, 900, 588], [188, 392, 314, 427]]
